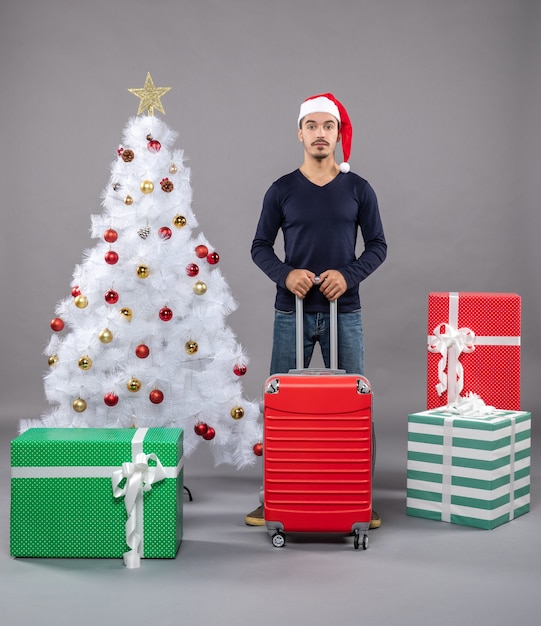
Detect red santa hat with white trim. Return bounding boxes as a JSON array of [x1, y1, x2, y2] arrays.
[[297, 93, 352, 173]]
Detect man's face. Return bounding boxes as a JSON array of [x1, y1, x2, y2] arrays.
[[298, 112, 341, 162]]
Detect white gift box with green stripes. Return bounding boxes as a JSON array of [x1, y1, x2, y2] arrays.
[[10, 427, 183, 564], [407, 409, 530, 529]]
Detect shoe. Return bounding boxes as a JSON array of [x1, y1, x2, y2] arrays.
[[369, 510, 381, 529], [245, 504, 265, 526]]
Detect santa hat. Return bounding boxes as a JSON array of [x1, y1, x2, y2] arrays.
[[298, 93, 352, 173]]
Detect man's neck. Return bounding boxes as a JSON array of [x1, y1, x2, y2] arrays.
[[299, 158, 340, 186]]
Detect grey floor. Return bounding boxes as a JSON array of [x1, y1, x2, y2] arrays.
[[1, 418, 539, 626]]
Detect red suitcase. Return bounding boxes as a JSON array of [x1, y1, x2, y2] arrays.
[[263, 295, 373, 550]]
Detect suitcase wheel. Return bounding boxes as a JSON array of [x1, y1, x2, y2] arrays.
[[271, 531, 286, 548], [353, 531, 368, 551]]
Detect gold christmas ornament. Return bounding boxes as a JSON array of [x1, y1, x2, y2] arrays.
[[185, 340, 198, 355], [230, 406, 245, 420], [127, 377, 142, 392], [98, 328, 113, 343], [136, 264, 150, 278], [128, 72, 172, 116], [78, 355, 93, 370], [140, 180, 154, 194], [120, 307, 133, 321], [72, 398, 87, 413], [48, 354, 58, 367], [193, 281, 207, 296], [124, 195, 134, 205], [74, 295, 88, 309], [169, 163, 178, 174], [173, 214, 187, 228]]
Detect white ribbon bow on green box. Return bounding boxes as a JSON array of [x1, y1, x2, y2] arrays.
[[112, 428, 170, 568]]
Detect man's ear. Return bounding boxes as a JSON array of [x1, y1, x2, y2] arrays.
[[298, 127, 303, 142]]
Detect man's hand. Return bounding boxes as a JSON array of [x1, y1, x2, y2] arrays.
[[285, 269, 316, 298], [318, 270, 347, 301]]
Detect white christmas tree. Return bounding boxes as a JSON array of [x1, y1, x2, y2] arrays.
[[27, 74, 262, 469]]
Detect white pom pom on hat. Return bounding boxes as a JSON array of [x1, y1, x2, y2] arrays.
[[298, 93, 352, 173]]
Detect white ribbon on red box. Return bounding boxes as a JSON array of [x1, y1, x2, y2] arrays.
[[427, 292, 521, 403]]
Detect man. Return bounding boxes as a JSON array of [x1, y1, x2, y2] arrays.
[[247, 93, 387, 528]]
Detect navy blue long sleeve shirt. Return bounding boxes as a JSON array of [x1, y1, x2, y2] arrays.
[[251, 169, 387, 313]]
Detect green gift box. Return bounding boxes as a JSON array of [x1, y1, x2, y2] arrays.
[[10, 427, 183, 566], [407, 409, 531, 529]]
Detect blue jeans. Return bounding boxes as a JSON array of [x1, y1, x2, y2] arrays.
[[270, 308, 364, 375], [268, 307, 375, 474]]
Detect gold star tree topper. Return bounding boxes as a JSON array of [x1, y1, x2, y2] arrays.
[[128, 72, 172, 116]]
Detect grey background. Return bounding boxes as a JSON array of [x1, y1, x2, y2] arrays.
[[2, 0, 539, 458], [0, 2, 540, 624]]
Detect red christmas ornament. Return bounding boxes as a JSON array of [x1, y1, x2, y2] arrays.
[[104, 289, 119, 304], [105, 250, 119, 265], [253, 443, 263, 457], [202, 427, 216, 441], [104, 392, 119, 407], [71, 285, 81, 297], [234, 364, 247, 376], [135, 344, 150, 358], [158, 226, 172, 240], [195, 244, 208, 258], [104, 229, 118, 243], [186, 263, 199, 277], [148, 139, 161, 152], [194, 422, 208, 436], [50, 318, 64, 332], [149, 389, 164, 404], [159, 307, 173, 321], [207, 251, 219, 265]]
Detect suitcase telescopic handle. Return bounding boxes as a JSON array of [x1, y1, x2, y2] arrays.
[[295, 276, 338, 370]]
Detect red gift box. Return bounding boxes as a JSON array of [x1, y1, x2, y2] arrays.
[[427, 292, 521, 410]]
